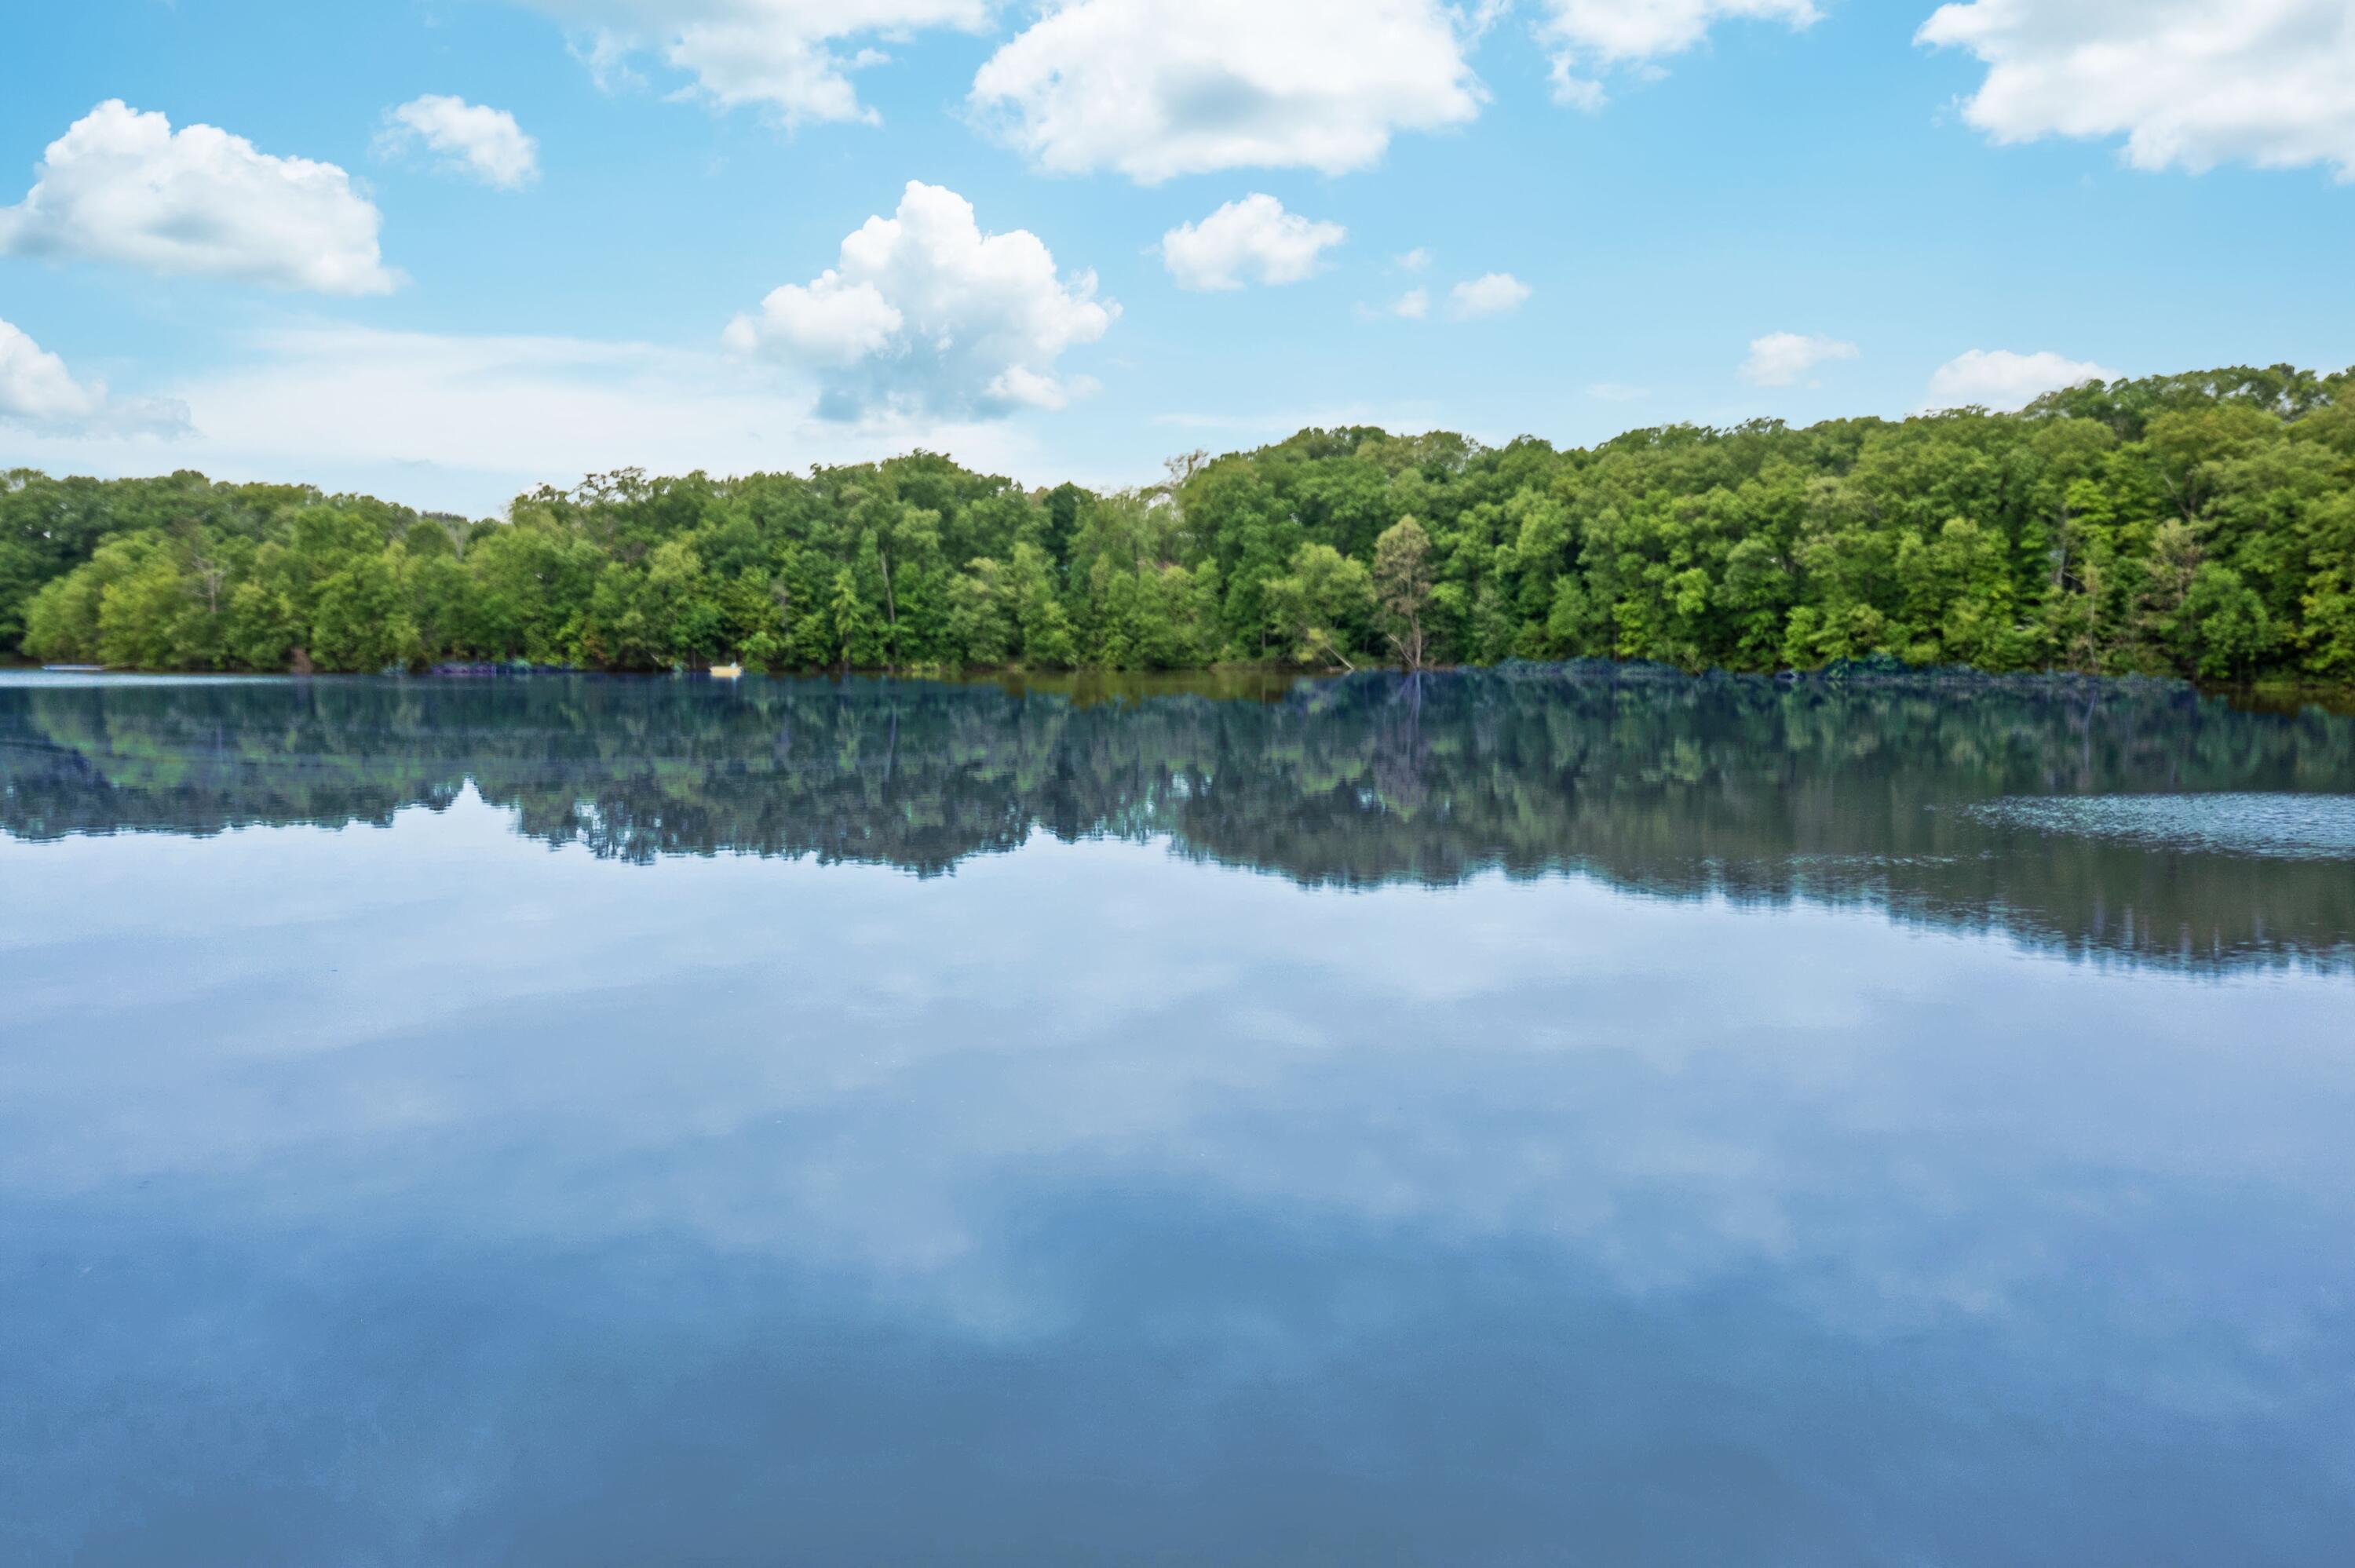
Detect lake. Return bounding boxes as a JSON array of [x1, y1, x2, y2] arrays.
[[3, 669, 2353, 1566]]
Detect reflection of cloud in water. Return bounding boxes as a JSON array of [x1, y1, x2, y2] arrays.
[[5, 812, 2352, 1340], [5, 794, 2355, 1559], [1964, 793, 2355, 860]]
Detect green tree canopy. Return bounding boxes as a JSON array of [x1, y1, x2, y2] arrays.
[[11, 362, 2355, 682]]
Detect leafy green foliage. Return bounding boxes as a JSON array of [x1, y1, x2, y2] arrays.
[[9, 361, 2355, 678]]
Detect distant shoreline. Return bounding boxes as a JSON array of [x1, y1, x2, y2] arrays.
[[8, 656, 2352, 718]]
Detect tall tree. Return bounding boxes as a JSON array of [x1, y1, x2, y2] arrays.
[[1373, 517, 1436, 671]]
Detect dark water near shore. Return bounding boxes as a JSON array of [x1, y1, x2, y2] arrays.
[[4, 669, 2353, 1566]]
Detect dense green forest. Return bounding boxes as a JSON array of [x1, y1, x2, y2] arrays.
[[7, 363, 2353, 680]]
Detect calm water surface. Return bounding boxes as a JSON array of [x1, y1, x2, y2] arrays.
[[3, 669, 2353, 1566]]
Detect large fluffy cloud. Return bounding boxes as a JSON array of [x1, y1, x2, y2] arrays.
[[1159, 195, 1345, 290], [725, 181, 1115, 420], [0, 101, 396, 295], [523, 1, 996, 124], [1740, 330, 1858, 386], [0, 319, 188, 438], [1927, 348, 2119, 410], [1918, 0, 2355, 180], [1538, 0, 1820, 110], [970, 0, 1485, 181], [382, 96, 541, 188]]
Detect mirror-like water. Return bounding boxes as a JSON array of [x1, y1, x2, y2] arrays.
[[4, 670, 2352, 1566]]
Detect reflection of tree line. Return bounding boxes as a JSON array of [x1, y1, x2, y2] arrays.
[[4, 670, 2351, 971]]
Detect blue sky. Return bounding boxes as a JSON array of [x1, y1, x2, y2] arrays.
[[2, 0, 2352, 516]]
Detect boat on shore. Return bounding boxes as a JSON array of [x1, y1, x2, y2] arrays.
[[709, 662, 745, 680], [42, 664, 108, 673]]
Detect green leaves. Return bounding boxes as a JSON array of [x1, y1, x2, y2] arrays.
[[8, 363, 2355, 685]]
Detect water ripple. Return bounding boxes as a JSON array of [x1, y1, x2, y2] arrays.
[[1963, 793, 2355, 861]]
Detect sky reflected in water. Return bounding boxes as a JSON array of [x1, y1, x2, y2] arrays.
[[3, 672, 2353, 1566]]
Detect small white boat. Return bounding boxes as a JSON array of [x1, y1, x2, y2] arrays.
[[709, 662, 745, 680]]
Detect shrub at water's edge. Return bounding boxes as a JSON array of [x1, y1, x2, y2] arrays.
[[7, 363, 2355, 682]]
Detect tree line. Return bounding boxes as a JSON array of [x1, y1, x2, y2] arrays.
[[6, 363, 2353, 681]]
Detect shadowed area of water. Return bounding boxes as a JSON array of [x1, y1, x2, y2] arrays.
[[5, 667, 2355, 970]]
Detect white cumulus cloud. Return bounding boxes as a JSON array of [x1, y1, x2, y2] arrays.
[[1392, 287, 1431, 319], [1159, 195, 1345, 290], [971, 0, 1485, 182], [1927, 348, 2119, 410], [382, 96, 541, 188], [0, 323, 1074, 516], [0, 101, 396, 295], [1447, 272, 1532, 319], [1740, 330, 1857, 386], [1539, 0, 1820, 110], [1919, 0, 2355, 181], [725, 180, 1115, 420], [522, 0, 996, 125], [0, 318, 189, 437]]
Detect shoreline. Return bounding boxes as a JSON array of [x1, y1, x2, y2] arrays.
[[9, 658, 2352, 716]]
